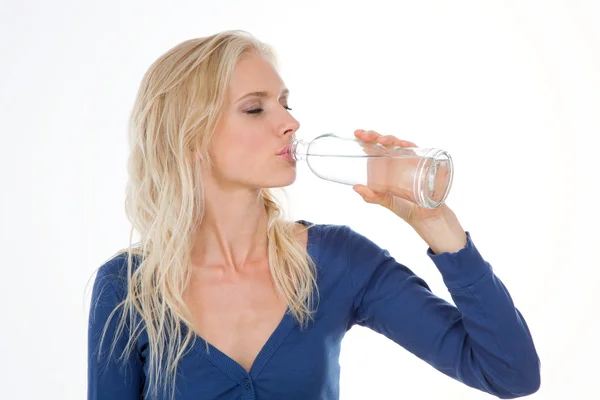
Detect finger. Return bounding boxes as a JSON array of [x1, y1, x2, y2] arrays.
[[385, 186, 414, 202], [377, 135, 398, 146], [354, 129, 381, 144], [377, 135, 417, 148], [353, 129, 365, 139], [399, 140, 418, 147]]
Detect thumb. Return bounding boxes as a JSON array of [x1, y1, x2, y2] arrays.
[[353, 185, 385, 205]]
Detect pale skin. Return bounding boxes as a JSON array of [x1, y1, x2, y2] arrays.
[[183, 52, 304, 372], [183, 52, 467, 373]]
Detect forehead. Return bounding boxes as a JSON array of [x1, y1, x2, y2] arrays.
[[228, 52, 285, 95]]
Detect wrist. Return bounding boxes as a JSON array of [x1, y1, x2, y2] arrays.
[[411, 206, 467, 254]]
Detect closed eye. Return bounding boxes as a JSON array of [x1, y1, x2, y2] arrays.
[[245, 105, 292, 115]]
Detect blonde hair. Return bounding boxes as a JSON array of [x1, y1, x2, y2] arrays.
[[94, 30, 317, 400]]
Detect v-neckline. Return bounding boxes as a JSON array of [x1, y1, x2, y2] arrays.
[[185, 220, 320, 382]]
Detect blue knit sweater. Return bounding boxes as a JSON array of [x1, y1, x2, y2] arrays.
[[88, 220, 540, 399]]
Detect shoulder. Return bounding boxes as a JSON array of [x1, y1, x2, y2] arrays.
[[298, 221, 397, 293], [296, 219, 350, 244], [297, 219, 383, 260], [92, 250, 143, 299], [301, 219, 377, 245]]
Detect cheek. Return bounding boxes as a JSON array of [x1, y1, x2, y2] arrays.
[[211, 129, 269, 174], [217, 114, 266, 153], [224, 130, 265, 156]]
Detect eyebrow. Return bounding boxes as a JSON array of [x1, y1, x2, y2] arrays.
[[236, 88, 289, 103]]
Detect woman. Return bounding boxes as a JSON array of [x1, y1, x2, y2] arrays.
[[88, 30, 540, 400]]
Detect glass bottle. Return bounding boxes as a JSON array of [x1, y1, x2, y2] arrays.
[[288, 133, 454, 209]]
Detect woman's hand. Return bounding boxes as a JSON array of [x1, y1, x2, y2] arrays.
[[352, 129, 451, 227]]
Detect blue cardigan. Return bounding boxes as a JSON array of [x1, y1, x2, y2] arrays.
[[88, 220, 540, 399]]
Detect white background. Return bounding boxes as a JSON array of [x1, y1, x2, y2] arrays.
[[1, 0, 599, 399]]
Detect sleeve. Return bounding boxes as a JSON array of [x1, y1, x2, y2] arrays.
[[346, 227, 541, 399], [88, 262, 145, 399]]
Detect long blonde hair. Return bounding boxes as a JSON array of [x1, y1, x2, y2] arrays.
[[95, 30, 318, 400]]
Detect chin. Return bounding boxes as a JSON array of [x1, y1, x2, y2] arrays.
[[262, 167, 297, 189]]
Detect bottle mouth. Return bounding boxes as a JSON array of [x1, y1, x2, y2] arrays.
[[415, 149, 454, 208], [287, 139, 297, 159], [287, 138, 307, 161]]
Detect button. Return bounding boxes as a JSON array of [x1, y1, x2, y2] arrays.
[[243, 379, 251, 390]]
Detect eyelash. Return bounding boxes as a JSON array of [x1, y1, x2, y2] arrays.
[[246, 106, 293, 115]]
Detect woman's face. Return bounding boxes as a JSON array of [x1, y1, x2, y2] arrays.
[[206, 52, 300, 190]]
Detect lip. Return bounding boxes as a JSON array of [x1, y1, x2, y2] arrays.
[[276, 143, 296, 163], [276, 143, 291, 156]]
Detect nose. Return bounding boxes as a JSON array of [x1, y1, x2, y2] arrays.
[[279, 112, 300, 137]]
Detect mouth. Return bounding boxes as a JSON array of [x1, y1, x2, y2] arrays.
[[276, 143, 291, 156], [276, 143, 295, 162]]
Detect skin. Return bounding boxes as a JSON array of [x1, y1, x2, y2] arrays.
[[190, 52, 299, 270], [183, 51, 467, 372], [351, 130, 467, 254], [184, 52, 303, 372]]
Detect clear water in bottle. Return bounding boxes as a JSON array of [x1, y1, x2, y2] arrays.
[[289, 133, 453, 209]]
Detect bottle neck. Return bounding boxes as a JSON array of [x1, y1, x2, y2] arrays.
[[289, 139, 309, 161]]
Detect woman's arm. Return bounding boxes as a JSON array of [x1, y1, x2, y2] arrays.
[[88, 260, 145, 399], [346, 227, 541, 399]]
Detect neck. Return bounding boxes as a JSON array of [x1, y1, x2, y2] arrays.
[[192, 184, 269, 271]]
